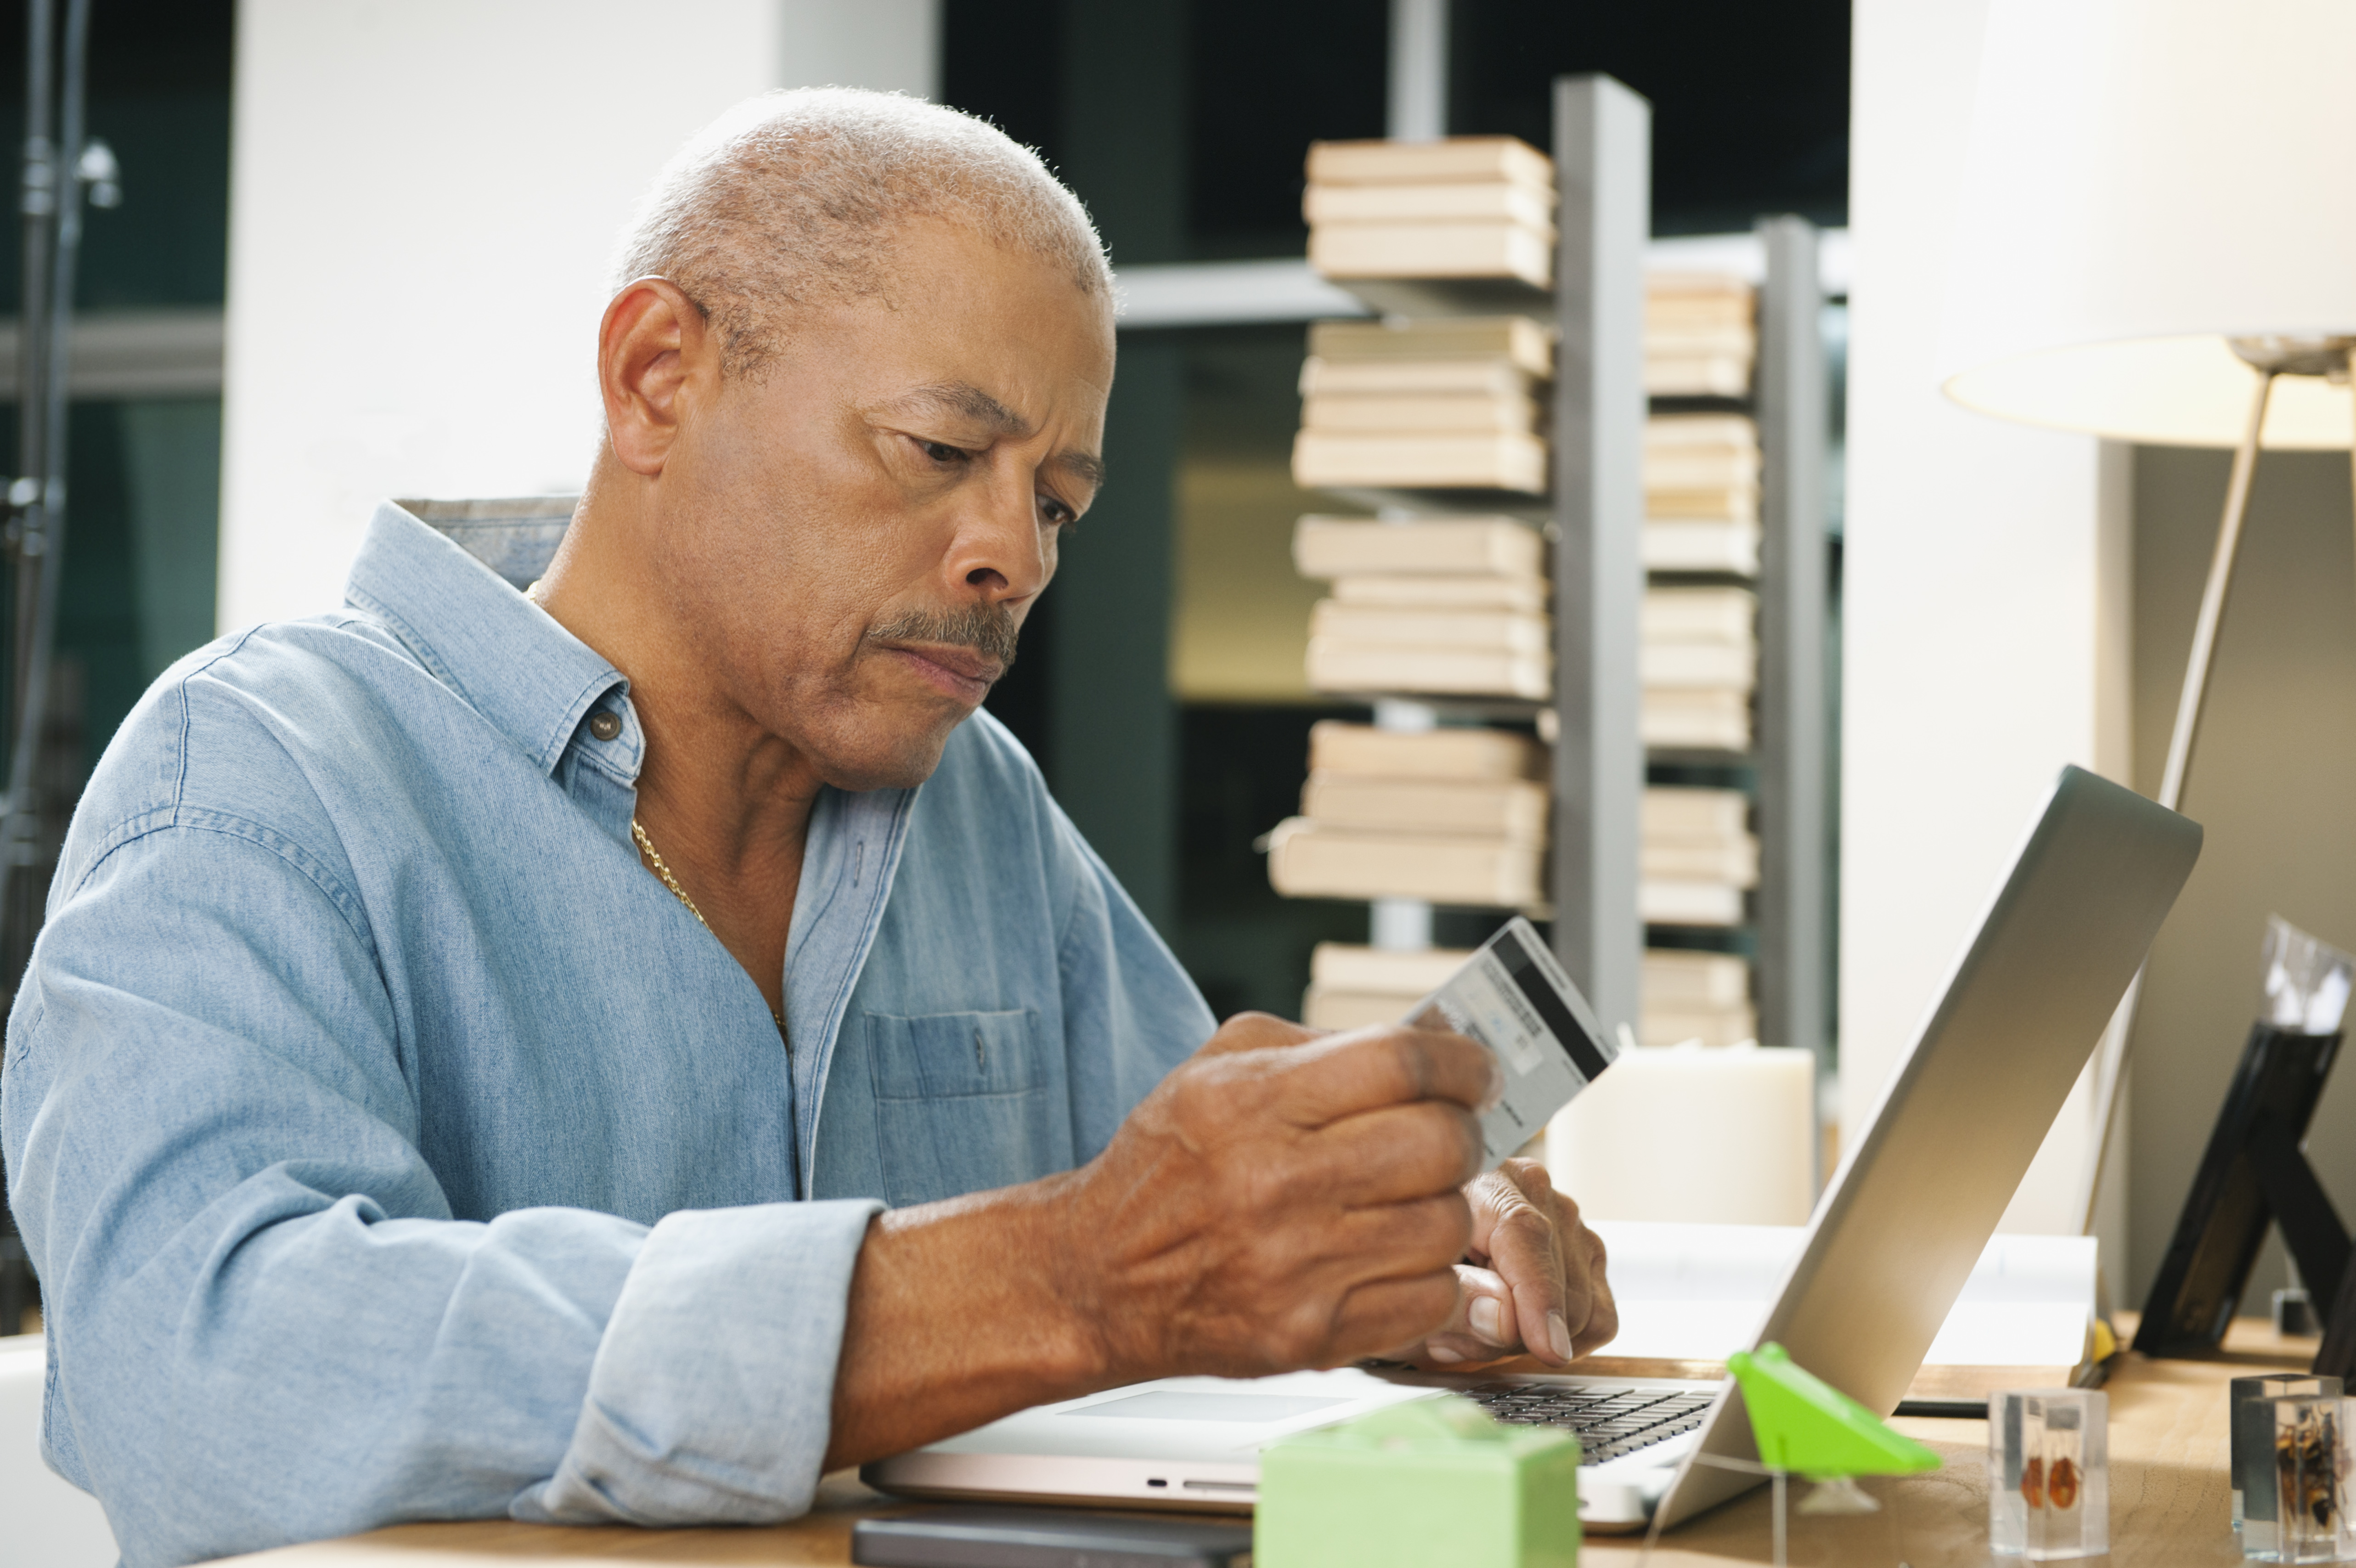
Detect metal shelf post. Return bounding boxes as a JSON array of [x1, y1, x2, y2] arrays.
[[1550, 75, 1649, 1043], [1754, 215, 1829, 1063]]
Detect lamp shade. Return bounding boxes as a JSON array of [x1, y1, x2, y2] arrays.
[[1939, 0, 2356, 449]]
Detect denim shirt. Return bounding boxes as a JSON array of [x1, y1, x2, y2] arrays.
[[0, 499, 1215, 1568]]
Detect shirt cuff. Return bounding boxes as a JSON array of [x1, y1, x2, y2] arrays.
[[512, 1196, 884, 1525]]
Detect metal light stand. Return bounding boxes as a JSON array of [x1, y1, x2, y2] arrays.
[[0, 0, 113, 1338], [2075, 335, 2356, 1237]]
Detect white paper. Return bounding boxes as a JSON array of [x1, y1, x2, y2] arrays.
[[1589, 1220, 2096, 1368]]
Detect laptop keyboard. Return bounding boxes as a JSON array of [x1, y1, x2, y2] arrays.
[[1462, 1383, 1717, 1465]]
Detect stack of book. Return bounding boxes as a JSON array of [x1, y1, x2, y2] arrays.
[[1294, 516, 1552, 700], [1291, 316, 1552, 495], [1635, 272, 1772, 1051], [1644, 412, 1760, 576], [1265, 720, 1549, 909], [1300, 942, 1471, 1031], [1640, 785, 1756, 927], [1645, 273, 1754, 397], [1303, 136, 1556, 290], [1306, 942, 1757, 1047], [1641, 584, 1755, 752], [1640, 949, 1757, 1048]]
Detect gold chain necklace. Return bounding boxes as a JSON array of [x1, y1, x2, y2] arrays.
[[634, 818, 789, 1037], [631, 818, 710, 925], [531, 584, 785, 1037], [631, 811, 787, 1032]]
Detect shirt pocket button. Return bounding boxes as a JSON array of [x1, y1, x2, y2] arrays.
[[588, 711, 622, 741]]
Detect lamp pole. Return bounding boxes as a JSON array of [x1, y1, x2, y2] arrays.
[[2155, 369, 2275, 813]]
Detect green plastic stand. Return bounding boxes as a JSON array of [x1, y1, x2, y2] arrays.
[[1257, 1396, 1583, 1568], [1726, 1342, 1942, 1480]]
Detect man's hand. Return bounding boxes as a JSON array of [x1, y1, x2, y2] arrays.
[[825, 1011, 1500, 1468], [1403, 1157, 1617, 1369], [1053, 1011, 1501, 1381]]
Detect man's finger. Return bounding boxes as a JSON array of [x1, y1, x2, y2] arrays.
[[1267, 1025, 1501, 1130], [1330, 1190, 1476, 1280], [1569, 1219, 1618, 1356], [1190, 1010, 1322, 1057], [1418, 1263, 1521, 1365], [1293, 1100, 1483, 1207], [1325, 1271, 1464, 1366], [1465, 1157, 1556, 1257], [1467, 1162, 1572, 1365]]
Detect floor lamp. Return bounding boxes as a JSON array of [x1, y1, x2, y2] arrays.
[[1934, 0, 2356, 1239]]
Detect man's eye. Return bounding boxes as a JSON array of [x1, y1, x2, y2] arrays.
[[1038, 496, 1076, 528], [917, 439, 969, 465]]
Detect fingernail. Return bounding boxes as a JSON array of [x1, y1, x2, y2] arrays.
[[1428, 1343, 1465, 1364], [1548, 1311, 1572, 1362], [1483, 1058, 1506, 1111], [1468, 1296, 1505, 1343]]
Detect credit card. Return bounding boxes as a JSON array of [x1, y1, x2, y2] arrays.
[[1405, 916, 1618, 1168]]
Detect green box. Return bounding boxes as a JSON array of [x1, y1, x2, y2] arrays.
[[1256, 1396, 1581, 1568]]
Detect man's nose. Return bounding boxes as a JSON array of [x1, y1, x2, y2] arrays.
[[946, 465, 1054, 603]]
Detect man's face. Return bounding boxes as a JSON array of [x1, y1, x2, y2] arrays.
[[650, 218, 1113, 790]]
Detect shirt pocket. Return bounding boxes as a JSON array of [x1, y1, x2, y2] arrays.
[[865, 1008, 1073, 1207]]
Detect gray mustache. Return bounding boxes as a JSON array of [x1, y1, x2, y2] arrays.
[[866, 604, 1021, 671]]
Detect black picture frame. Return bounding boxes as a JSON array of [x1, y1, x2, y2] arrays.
[[2134, 1024, 2347, 1360]]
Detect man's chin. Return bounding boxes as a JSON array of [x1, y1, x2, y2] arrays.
[[811, 713, 968, 794]]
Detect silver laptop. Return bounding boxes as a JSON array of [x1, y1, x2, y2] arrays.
[[867, 765, 2201, 1530]]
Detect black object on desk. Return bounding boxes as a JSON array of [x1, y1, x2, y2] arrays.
[[2133, 1023, 2346, 1362], [852, 1506, 1255, 1568]]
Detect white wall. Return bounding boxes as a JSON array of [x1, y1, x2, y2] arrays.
[[219, 0, 940, 631], [1846, 1, 2133, 1280], [779, 0, 939, 97], [1, 1335, 116, 1568], [2124, 444, 2356, 1312]]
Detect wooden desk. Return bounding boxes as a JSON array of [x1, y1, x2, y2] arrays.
[[213, 1320, 2314, 1567]]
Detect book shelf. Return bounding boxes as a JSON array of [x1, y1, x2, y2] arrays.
[[1639, 219, 1827, 1061], [1273, 74, 1829, 1068]]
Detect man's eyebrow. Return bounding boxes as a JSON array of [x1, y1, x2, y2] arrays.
[[885, 380, 1033, 436], [886, 380, 1105, 491], [1056, 449, 1107, 490]]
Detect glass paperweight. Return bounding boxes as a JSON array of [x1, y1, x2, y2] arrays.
[[1989, 1388, 2108, 1559], [2235, 1376, 2343, 1529], [2244, 1395, 2356, 1563]]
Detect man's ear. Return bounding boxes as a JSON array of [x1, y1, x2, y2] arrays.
[[598, 277, 716, 477]]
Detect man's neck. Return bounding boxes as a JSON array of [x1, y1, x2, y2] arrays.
[[531, 486, 817, 1024]]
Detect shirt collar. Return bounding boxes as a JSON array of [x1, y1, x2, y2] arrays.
[[343, 498, 634, 779]]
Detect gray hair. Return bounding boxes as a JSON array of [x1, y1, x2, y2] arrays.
[[613, 88, 1112, 378]]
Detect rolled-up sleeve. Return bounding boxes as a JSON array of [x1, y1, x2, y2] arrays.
[[518, 1199, 879, 1525], [1, 821, 878, 1568]]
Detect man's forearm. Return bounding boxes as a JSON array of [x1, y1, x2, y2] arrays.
[[824, 1172, 1109, 1470]]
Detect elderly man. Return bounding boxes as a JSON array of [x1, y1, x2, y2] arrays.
[[0, 90, 1613, 1566]]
